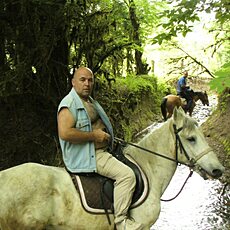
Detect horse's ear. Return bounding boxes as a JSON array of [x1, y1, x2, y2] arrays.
[[173, 107, 179, 120], [173, 106, 184, 122], [173, 107, 178, 119], [177, 106, 184, 115]]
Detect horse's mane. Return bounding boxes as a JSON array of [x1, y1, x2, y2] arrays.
[[124, 110, 198, 155], [173, 107, 198, 133], [194, 91, 207, 96], [182, 115, 198, 133], [123, 122, 166, 155]]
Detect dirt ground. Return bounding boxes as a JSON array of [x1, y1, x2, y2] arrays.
[[201, 87, 230, 184], [188, 79, 230, 184]]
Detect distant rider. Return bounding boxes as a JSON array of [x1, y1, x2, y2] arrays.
[[176, 71, 193, 112]]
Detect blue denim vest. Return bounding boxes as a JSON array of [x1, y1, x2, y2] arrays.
[[58, 88, 114, 173]]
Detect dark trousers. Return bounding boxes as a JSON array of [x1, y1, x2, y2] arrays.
[[178, 91, 193, 110]]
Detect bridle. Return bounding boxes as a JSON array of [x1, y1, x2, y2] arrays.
[[114, 122, 213, 201], [115, 124, 212, 168], [161, 124, 213, 202], [173, 124, 213, 167]]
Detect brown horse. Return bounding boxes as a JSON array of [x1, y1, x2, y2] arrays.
[[161, 91, 209, 121]]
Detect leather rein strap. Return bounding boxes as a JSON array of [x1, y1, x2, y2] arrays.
[[115, 137, 191, 167], [160, 124, 212, 202], [115, 123, 213, 202]]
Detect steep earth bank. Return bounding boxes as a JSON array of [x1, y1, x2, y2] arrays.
[[201, 88, 230, 184]]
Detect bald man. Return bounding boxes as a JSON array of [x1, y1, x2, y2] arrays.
[[57, 67, 143, 230]]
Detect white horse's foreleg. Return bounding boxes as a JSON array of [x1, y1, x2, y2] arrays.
[[130, 198, 161, 229]]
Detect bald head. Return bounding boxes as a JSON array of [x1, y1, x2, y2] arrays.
[[74, 67, 93, 78], [72, 67, 94, 100]]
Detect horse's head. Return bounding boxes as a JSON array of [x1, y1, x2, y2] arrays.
[[172, 107, 224, 179], [200, 91, 209, 106]]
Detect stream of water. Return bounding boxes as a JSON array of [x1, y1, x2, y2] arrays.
[[152, 166, 229, 230]]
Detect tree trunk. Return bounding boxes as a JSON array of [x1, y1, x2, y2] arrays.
[[128, 0, 149, 75]]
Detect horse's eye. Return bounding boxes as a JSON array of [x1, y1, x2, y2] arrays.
[[187, 137, 196, 142]]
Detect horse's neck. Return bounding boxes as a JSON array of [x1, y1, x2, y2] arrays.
[[127, 120, 177, 196], [194, 92, 202, 102]]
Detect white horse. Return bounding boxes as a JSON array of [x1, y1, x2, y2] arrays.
[[0, 107, 224, 230]]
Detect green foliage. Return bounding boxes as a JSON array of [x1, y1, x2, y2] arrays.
[[0, 0, 164, 101], [96, 74, 166, 141], [115, 74, 157, 93], [152, 0, 200, 44], [210, 62, 230, 93], [153, 0, 230, 44], [0, 0, 70, 101]]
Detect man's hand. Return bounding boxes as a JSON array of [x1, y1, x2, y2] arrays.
[[93, 129, 111, 143]]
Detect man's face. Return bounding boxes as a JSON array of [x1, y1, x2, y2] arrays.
[[184, 71, 188, 77], [72, 68, 94, 100]]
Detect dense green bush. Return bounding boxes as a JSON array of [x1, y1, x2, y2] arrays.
[[0, 74, 172, 170], [95, 74, 171, 141]]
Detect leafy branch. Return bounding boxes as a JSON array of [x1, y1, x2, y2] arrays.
[[174, 45, 215, 78]]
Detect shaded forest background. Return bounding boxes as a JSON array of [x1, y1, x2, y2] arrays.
[[0, 0, 229, 170]]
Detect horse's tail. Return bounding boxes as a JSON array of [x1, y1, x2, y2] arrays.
[[161, 97, 168, 121]]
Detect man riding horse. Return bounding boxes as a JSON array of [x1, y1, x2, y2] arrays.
[[57, 67, 143, 230], [176, 71, 194, 113]]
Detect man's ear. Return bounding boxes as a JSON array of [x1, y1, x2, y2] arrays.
[[72, 78, 75, 86]]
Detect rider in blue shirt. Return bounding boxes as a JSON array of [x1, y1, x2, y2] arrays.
[[176, 71, 193, 112]]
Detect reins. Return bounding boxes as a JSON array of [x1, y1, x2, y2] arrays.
[[160, 169, 193, 202], [115, 125, 194, 168], [114, 123, 199, 202], [115, 136, 193, 166]]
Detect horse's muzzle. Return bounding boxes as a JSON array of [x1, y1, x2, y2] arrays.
[[211, 168, 224, 179], [197, 166, 225, 180]]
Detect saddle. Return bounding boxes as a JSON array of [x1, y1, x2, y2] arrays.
[[68, 143, 149, 215]]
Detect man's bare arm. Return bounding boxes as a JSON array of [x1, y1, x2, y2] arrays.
[[58, 108, 110, 144]]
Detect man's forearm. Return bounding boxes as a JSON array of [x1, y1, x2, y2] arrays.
[[60, 128, 95, 144]]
